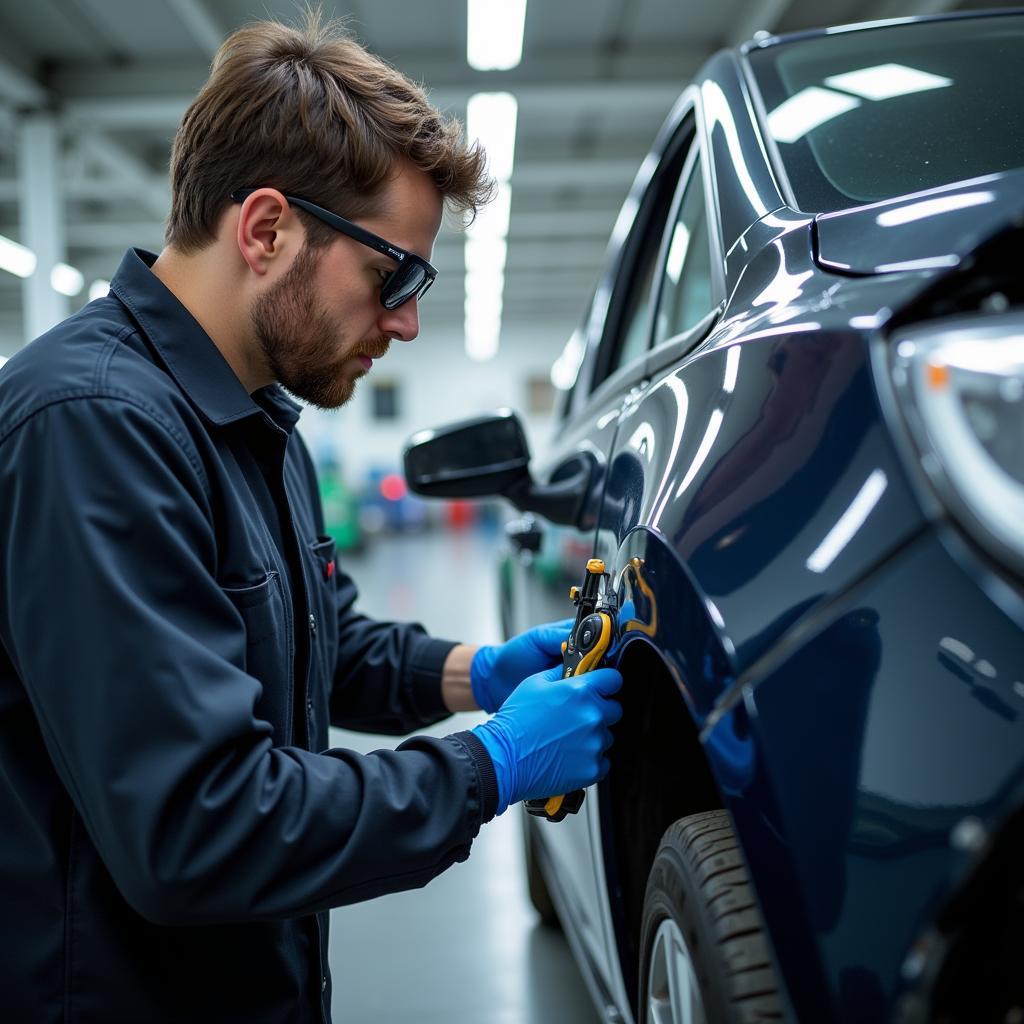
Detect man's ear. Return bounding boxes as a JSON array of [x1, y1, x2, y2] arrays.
[[235, 189, 302, 276]]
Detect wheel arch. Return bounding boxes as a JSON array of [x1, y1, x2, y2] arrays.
[[602, 632, 725, 1018]]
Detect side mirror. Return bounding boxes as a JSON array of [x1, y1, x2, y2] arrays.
[[403, 410, 530, 498], [403, 410, 595, 527]]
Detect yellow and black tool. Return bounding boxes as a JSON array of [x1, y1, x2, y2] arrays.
[[526, 557, 618, 823]]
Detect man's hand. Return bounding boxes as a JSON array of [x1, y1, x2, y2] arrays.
[[473, 664, 624, 814], [469, 619, 575, 713]]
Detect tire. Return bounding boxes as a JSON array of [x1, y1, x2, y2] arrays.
[[639, 810, 784, 1023], [521, 811, 560, 929]]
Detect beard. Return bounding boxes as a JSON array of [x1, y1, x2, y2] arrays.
[[250, 244, 389, 411]]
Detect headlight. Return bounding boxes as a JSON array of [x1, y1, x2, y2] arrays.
[[891, 314, 1024, 571]]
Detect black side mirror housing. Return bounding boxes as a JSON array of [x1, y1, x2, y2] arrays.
[[403, 410, 530, 498], [403, 410, 594, 527]]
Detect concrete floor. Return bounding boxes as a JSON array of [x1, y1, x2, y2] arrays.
[[327, 527, 600, 1024]]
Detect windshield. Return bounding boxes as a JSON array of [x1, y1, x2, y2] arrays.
[[747, 14, 1024, 212]]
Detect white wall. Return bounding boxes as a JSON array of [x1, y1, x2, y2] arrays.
[[295, 322, 570, 484]]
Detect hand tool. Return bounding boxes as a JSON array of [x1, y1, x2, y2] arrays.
[[525, 557, 618, 822]]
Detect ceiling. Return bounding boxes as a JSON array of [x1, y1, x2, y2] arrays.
[[0, 0, 1016, 349]]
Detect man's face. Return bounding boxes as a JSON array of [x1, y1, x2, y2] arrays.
[[250, 162, 443, 410]]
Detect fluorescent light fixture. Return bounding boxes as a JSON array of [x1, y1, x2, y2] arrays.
[[876, 191, 993, 227], [464, 237, 508, 274], [806, 469, 888, 573], [467, 93, 518, 183], [467, 0, 527, 71], [0, 234, 37, 279], [463, 110, 513, 361], [51, 263, 84, 297], [825, 63, 952, 101], [465, 319, 500, 362], [468, 183, 512, 240], [89, 279, 111, 301], [768, 86, 860, 144], [465, 281, 504, 319]]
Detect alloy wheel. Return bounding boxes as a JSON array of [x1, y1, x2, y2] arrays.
[[645, 917, 707, 1024]]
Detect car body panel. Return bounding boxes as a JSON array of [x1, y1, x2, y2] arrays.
[[815, 167, 1024, 275], [698, 52, 786, 260], [602, 238, 928, 688], [712, 524, 1024, 1021], [495, 12, 1024, 1024]]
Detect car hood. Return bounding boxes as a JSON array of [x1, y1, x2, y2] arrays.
[[814, 167, 1024, 276]]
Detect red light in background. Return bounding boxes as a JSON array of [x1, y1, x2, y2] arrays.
[[380, 473, 407, 502]]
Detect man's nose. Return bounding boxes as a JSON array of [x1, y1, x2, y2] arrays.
[[379, 297, 420, 342]]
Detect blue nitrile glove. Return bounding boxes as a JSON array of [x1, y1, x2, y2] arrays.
[[470, 619, 575, 713], [472, 664, 624, 815]]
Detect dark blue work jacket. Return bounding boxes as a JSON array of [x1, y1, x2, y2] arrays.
[[0, 249, 498, 1023]]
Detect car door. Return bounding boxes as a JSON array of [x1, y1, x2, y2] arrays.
[[504, 96, 703, 986], [588, 125, 726, 1020]]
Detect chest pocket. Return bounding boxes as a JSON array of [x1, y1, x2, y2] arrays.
[[304, 535, 339, 723], [221, 571, 293, 740]]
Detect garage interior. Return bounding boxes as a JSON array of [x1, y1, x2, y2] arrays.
[[0, 2, 1020, 1023]]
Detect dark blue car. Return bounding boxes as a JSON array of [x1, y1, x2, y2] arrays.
[[405, 11, 1024, 1022]]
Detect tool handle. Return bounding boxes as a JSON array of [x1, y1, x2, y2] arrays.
[[525, 790, 585, 821], [528, 609, 614, 822]]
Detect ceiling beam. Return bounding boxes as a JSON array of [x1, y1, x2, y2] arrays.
[[510, 158, 639, 190], [62, 97, 196, 131], [165, 0, 224, 58], [64, 206, 619, 249], [51, 45, 703, 96], [75, 134, 171, 221], [61, 77, 681, 130], [433, 240, 611, 267], [0, 51, 47, 107]]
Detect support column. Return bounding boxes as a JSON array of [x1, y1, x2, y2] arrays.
[[18, 113, 68, 342]]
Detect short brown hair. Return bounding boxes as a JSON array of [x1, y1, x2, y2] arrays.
[[165, 10, 493, 253]]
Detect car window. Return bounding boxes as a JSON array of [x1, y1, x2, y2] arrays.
[[748, 14, 1024, 212], [653, 155, 714, 345], [611, 248, 660, 376], [591, 123, 695, 389]]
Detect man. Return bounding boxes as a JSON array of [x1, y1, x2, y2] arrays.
[[0, 13, 622, 1024]]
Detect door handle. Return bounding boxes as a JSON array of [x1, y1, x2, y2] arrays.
[[506, 514, 543, 553]]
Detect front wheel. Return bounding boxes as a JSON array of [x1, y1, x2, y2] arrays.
[[639, 810, 784, 1023]]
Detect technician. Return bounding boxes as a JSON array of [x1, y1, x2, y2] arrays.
[[0, 13, 622, 1023]]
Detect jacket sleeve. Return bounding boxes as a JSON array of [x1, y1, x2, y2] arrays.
[[327, 571, 459, 734], [290, 433, 460, 734], [0, 394, 497, 927]]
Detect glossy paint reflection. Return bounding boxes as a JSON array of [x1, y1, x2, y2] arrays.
[[698, 53, 785, 247], [739, 530, 1024, 1020], [815, 167, 1024, 275], [605, 321, 924, 680]]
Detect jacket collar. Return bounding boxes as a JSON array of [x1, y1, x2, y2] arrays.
[[109, 248, 302, 433]]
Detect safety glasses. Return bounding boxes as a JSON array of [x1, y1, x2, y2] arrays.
[[230, 189, 437, 310]]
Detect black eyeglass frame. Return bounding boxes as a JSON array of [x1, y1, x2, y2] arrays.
[[230, 188, 437, 310]]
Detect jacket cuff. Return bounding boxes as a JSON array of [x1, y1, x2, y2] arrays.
[[405, 635, 458, 722], [446, 730, 499, 824]]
